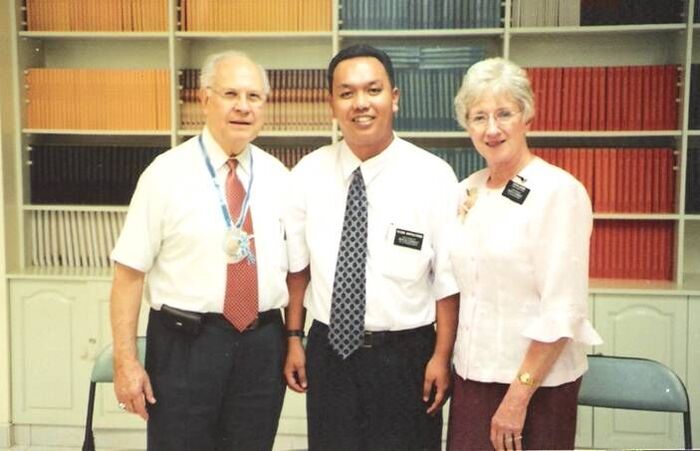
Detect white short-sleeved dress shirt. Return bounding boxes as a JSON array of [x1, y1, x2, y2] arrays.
[[286, 136, 460, 331], [451, 157, 603, 387], [111, 127, 290, 313]]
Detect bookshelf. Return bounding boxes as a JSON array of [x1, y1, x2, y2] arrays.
[[1, 0, 699, 449], [2, 0, 697, 291]]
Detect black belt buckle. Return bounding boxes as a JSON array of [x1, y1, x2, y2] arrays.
[[361, 331, 374, 348]]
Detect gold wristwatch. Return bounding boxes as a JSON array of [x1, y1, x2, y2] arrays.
[[517, 372, 536, 386]]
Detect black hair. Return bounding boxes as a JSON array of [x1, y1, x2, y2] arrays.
[[327, 44, 395, 93]]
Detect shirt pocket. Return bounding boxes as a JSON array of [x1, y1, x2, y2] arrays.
[[377, 223, 432, 281]]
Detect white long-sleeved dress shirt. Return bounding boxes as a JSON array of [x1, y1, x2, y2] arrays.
[[451, 157, 603, 387]]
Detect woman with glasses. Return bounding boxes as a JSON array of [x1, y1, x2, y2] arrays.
[[446, 57, 602, 451]]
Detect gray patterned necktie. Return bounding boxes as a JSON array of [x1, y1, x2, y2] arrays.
[[328, 167, 368, 359]]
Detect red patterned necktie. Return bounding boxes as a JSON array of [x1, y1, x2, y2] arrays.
[[223, 158, 259, 331]]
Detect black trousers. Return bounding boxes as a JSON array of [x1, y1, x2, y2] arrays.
[[306, 320, 442, 451], [145, 308, 286, 451]]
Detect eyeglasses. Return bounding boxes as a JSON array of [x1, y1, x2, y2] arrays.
[[207, 86, 266, 107], [467, 109, 521, 129]]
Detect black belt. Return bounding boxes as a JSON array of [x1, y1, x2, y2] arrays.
[[202, 309, 281, 331], [154, 306, 281, 334], [312, 320, 434, 348]]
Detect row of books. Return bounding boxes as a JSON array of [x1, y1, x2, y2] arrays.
[[511, 0, 580, 27], [30, 210, 126, 268], [393, 69, 464, 131], [526, 65, 679, 131], [380, 45, 486, 69], [29, 145, 166, 205], [687, 65, 700, 130], [26, 209, 675, 280], [22, 0, 686, 33], [514, 0, 683, 27], [340, 0, 501, 30], [532, 147, 676, 213], [431, 146, 677, 213], [180, 69, 332, 131], [26, 68, 170, 130], [590, 220, 674, 280], [23, 0, 168, 31], [24, 63, 679, 132], [179, 0, 331, 32], [580, 0, 683, 26], [380, 45, 483, 131], [27, 142, 682, 216], [687, 150, 700, 214], [266, 147, 315, 170], [429, 147, 485, 180]]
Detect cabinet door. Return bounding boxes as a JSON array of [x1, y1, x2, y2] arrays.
[[10, 280, 99, 425], [688, 297, 700, 447], [593, 294, 688, 449]]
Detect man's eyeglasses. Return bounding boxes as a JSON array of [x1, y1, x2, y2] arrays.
[[467, 109, 521, 129], [207, 86, 266, 107]]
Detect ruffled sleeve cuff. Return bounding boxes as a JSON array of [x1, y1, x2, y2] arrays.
[[522, 312, 603, 346]]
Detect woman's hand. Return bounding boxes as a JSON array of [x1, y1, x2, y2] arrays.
[[490, 388, 528, 451]]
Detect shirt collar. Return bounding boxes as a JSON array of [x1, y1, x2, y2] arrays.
[[339, 133, 399, 186], [202, 126, 252, 175]]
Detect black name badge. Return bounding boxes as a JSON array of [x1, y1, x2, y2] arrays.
[[393, 228, 424, 250], [502, 179, 530, 204]]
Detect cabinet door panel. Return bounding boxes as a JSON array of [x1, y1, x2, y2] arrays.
[[593, 295, 688, 449], [10, 280, 98, 424]]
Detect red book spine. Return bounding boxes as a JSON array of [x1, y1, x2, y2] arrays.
[[593, 148, 606, 212], [581, 67, 592, 131], [552, 67, 563, 131], [630, 66, 643, 130], [561, 67, 573, 130]]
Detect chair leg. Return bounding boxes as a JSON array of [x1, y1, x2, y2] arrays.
[[683, 412, 692, 450], [82, 382, 96, 451]]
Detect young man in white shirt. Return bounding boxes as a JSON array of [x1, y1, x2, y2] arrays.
[[283, 44, 460, 451]]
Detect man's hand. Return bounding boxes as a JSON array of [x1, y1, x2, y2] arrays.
[[422, 355, 450, 415], [113, 357, 156, 420], [283, 338, 308, 393]]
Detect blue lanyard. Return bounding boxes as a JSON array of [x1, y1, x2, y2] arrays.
[[197, 135, 254, 229]]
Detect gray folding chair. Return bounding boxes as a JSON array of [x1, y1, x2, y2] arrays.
[[82, 337, 147, 451], [579, 354, 692, 450]]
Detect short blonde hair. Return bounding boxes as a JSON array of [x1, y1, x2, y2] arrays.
[[454, 57, 535, 130]]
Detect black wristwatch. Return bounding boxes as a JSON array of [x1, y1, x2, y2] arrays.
[[287, 329, 305, 338]]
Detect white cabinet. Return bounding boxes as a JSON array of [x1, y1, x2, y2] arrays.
[[10, 279, 101, 425], [10, 278, 148, 429], [592, 294, 689, 449]]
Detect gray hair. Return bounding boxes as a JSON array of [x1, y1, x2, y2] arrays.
[[199, 50, 271, 95], [454, 57, 535, 130]]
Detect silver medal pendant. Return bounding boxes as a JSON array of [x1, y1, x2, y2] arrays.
[[223, 228, 245, 264]]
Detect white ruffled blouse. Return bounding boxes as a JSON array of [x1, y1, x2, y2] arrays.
[[451, 157, 603, 387]]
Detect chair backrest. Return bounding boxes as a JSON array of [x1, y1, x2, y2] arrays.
[[579, 354, 692, 449], [90, 337, 147, 383], [579, 354, 689, 413]]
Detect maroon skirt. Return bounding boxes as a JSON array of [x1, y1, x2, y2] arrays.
[[447, 375, 582, 450]]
